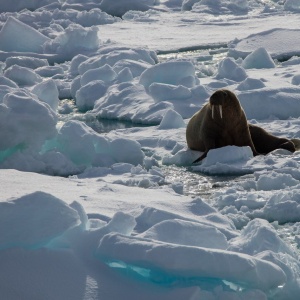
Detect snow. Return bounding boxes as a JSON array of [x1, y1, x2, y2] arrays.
[[1, 0, 300, 299]]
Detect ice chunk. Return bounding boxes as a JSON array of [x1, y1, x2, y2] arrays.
[[189, 197, 218, 216], [191, 0, 248, 14], [257, 171, 298, 191], [284, 0, 300, 12], [192, 146, 254, 175], [135, 206, 237, 239], [116, 67, 133, 83], [40, 150, 81, 176], [202, 146, 253, 167], [238, 88, 300, 120], [32, 79, 59, 111], [0, 89, 57, 152], [78, 48, 156, 75], [0, 17, 50, 53], [35, 66, 64, 78], [110, 138, 145, 165], [75, 81, 107, 112], [282, 56, 300, 66], [106, 212, 136, 236], [93, 82, 172, 124], [228, 219, 295, 257], [237, 78, 266, 91], [0, 0, 55, 12], [70, 54, 88, 76], [138, 219, 228, 249], [158, 109, 186, 129], [96, 233, 286, 292], [259, 190, 300, 224], [4, 65, 42, 87], [5, 56, 49, 70], [149, 83, 192, 102], [242, 47, 275, 69], [43, 24, 99, 59], [113, 59, 151, 78], [216, 57, 247, 82], [56, 81, 72, 100], [80, 64, 117, 86], [182, 0, 201, 11], [70, 76, 81, 99], [0, 76, 18, 88], [257, 251, 300, 300], [56, 120, 102, 166], [291, 74, 300, 85], [69, 201, 88, 230], [139, 61, 197, 90], [0, 192, 80, 250]]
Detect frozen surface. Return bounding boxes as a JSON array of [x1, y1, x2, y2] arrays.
[[1, 1, 300, 299]]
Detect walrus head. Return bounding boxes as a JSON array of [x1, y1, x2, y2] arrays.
[[209, 89, 240, 120]]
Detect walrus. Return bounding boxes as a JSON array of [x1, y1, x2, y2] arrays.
[[248, 123, 295, 154], [186, 89, 296, 163]]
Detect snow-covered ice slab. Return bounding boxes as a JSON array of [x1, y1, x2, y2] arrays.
[[192, 146, 255, 175], [0, 17, 50, 53], [96, 233, 286, 292], [229, 28, 300, 60]]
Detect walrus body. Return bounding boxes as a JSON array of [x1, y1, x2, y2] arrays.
[[249, 124, 295, 154], [186, 89, 296, 163]]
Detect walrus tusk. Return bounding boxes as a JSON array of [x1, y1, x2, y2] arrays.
[[219, 105, 223, 119]]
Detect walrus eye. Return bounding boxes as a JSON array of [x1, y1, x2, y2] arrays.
[[223, 91, 227, 97]]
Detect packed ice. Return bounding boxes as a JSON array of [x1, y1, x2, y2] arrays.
[[1, 0, 300, 299]]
